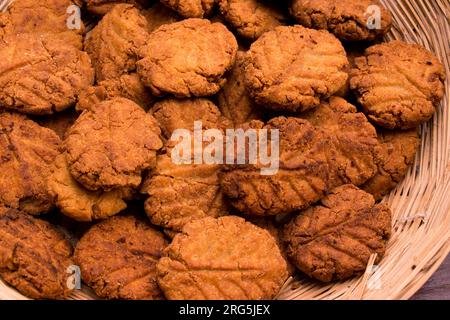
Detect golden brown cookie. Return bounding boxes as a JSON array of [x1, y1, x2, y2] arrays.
[[221, 100, 378, 216], [0, 33, 94, 115], [157, 216, 288, 299], [143, 2, 180, 32], [283, 184, 391, 282], [76, 74, 154, 112], [84, 0, 149, 15], [74, 215, 168, 300], [362, 128, 420, 200], [48, 154, 131, 222], [33, 108, 78, 140], [137, 18, 238, 98], [290, 0, 392, 41], [85, 4, 149, 82], [244, 25, 348, 112], [143, 99, 231, 233], [160, 0, 215, 18], [0, 209, 74, 299], [65, 98, 163, 191], [0, 112, 63, 215], [217, 51, 263, 126], [218, 0, 288, 40], [350, 40, 446, 129], [0, 0, 84, 42]]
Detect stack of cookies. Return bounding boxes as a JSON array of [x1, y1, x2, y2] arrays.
[[0, 0, 445, 300]]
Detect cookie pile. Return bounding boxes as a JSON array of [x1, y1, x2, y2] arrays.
[[0, 0, 445, 300]]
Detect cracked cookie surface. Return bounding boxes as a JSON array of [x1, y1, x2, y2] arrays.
[[0, 209, 74, 299], [75, 215, 168, 299], [0, 112, 63, 215], [65, 98, 163, 191], [157, 216, 288, 299], [283, 184, 391, 282], [350, 40, 446, 129], [244, 25, 348, 112], [137, 18, 237, 98], [290, 0, 392, 41]]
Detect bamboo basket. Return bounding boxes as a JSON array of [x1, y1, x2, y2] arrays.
[[0, 0, 449, 300]]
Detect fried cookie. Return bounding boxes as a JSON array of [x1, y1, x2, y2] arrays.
[[244, 25, 348, 112], [75, 215, 168, 299], [0, 112, 63, 215], [160, 0, 215, 18], [217, 51, 263, 126], [143, 2, 180, 32], [362, 129, 420, 200], [48, 154, 131, 222], [283, 185, 391, 282], [76, 74, 154, 111], [0, 0, 84, 41], [142, 99, 231, 233], [157, 216, 288, 299], [290, 0, 392, 41], [0, 209, 74, 299], [84, 0, 149, 15], [218, 0, 288, 40], [0, 33, 94, 115], [350, 40, 446, 129], [85, 4, 150, 81], [137, 19, 238, 98], [65, 98, 163, 191], [221, 107, 378, 216]]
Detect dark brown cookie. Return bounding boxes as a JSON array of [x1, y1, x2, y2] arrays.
[[0, 209, 74, 299], [362, 128, 420, 200], [244, 25, 348, 112], [137, 18, 238, 98], [157, 216, 288, 299], [0, 112, 63, 215], [350, 40, 446, 129], [290, 0, 392, 41], [283, 184, 391, 282], [33, 108, 78, 140], [65, 98, 163, 191], [75, 215, 168, 299]]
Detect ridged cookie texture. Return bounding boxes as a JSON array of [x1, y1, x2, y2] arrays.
[[0, 209, 74, 299], [0, 112, 63, 215], [157, 216, 289, 300], [75, 215, 168, 300], [350, 40, 446, 129], [283, 185, 391, 282], [221, 98, 378, 216], [0, 33, 94, 114], [244, 25, 348, 112]]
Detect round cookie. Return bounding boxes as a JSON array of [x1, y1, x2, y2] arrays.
[[217, 51, 263, 126], [137, 18, 238, 98], [48, 154, 132, 222], [85, 4, 150, 81], [160, 0, 215, 18], [74, 215, 168, 300], [0, 33, 94, 114], [0, 209, 74, 299], [156, 216, 289, 299], [218, 0, 288, 40], [362, 129, 420, 200], [350, 40, 446, 129], [143, 99, 231, 234], [0, 112, 63, 215], [76, 74, 154, 112], [65, 98, 163, 191], [283, 185, 391, 282], [290, 0, 392, 41], [244, 25, 348, 112], [84, 0, 149, 15]]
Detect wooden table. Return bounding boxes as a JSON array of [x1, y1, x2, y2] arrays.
[[411, 254, 450, 300]]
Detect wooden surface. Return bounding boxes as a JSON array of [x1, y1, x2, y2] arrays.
[[411, 254, 450, 300]]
